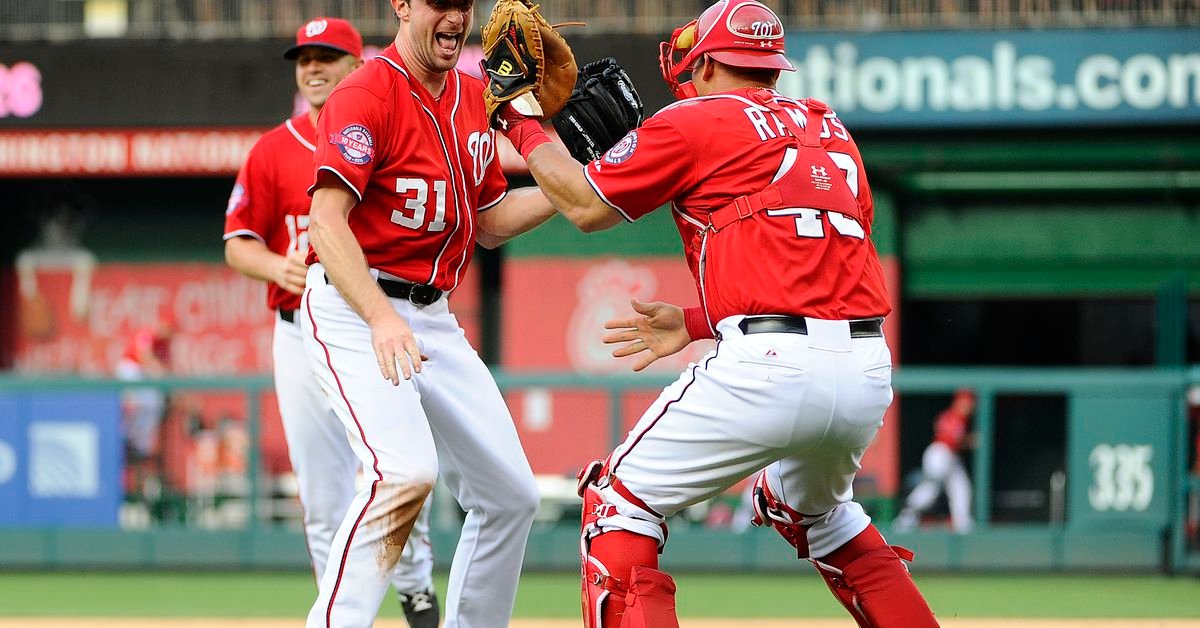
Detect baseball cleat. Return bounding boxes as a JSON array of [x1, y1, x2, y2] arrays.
[[398, 588, 440, 628]]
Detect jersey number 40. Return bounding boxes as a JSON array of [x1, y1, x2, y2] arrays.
[[768, 149, 864, 240]]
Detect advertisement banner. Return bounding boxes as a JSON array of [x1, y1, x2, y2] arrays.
[[0, 397, 24, 523], [14, 262, 480, 376], [502, 257, 715, 373], [779, 29, 1200, 127], [0, 391, 123, 528]]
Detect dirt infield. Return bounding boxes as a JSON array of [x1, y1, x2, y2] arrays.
[[5, 620, 1200, 627]]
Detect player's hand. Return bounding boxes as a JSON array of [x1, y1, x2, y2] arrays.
[[602, 298, 690, 372], [274, 249, 309, 295], [368, 309, 427, 385]]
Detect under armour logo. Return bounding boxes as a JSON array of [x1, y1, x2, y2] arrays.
[[305, 19, 328, 37], [764, 349, 777, 357], [811, 165, 828, 177]]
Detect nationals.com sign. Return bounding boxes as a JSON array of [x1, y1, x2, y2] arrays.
[[779, 28, 1200, 127]]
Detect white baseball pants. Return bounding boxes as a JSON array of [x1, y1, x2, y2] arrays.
[[273, 316, 435, 593], [596, 316, 892, 558], [300, 265, 539, 628]]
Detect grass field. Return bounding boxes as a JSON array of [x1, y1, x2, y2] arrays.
[[0, 571, 1198, 625]]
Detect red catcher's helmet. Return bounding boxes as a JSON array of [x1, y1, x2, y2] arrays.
[[659, 0, 795, 100]]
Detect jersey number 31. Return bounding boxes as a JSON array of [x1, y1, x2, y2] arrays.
[[391, 178, 448, 232]]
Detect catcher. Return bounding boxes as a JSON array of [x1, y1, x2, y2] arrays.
[[482, 0, 938, 627]]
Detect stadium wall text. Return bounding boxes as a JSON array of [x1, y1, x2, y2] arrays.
[[2, 30, 1196, 131], [0, 128, 264, 176], [780, 29, 1200, 127]]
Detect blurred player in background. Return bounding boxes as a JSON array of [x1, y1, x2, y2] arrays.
[[299, 0, 561, 625], [114, 310, 175, 525], [222, 17, 438, 627], [115, 313, 174, 382], [115, 312, 175, 458], [894, 388, 976, 534], [491, 0, 940, 625]]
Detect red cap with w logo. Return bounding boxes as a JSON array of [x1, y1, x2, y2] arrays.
[[284, 17, 363, 60]]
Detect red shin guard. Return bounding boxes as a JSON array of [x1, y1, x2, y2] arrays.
[[584, 531, 669, 628], [579, 462, 679, 628], [619, 566, 679, 628], [814, 525, 939, 627]]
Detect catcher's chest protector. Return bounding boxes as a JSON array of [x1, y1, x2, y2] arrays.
[[709, 97, 861, 231], [698, 95, 882, 322]]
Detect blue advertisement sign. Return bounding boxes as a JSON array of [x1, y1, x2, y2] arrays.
[[0, 391, 122, 528], [0, 397, 26, 523], [778, 29, 1200, 127]]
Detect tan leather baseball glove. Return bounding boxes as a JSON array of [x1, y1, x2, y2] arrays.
[[480, 0, 580, 125]]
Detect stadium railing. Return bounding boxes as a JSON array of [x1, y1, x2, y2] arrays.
[[0, 367, 1196, 573], [1, 0, 1197, 41]]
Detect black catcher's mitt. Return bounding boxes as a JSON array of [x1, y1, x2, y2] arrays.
[[551, 58, 644, 164]]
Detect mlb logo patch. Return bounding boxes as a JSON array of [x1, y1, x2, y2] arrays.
[[330, 124, 375, 165]]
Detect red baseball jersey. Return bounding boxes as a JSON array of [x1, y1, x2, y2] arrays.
[[310, 44, 506, 291], [585, 87, 890, 329], [223, 113, 319, 311], [934, 407, 970, 453]]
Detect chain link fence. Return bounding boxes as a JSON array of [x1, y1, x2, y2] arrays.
[[1, 0, 1197, 41]]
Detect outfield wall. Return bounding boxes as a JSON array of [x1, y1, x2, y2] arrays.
[[0, 368, 1196, 573]]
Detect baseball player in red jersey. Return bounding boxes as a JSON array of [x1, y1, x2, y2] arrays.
[[299, 1, 559, 626], [895, 389, 976, 534], [223, 18, 439, 627], [489, 1, 940, 625]]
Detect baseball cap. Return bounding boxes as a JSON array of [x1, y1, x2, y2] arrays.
[[284, 17, 363, 60]]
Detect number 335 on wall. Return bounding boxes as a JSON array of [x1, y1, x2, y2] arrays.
[[1088, 443, 1154, 512], [0, 62, 43, 118]]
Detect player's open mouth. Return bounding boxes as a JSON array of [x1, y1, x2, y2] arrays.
[[435, 32, 461, 54], [306, 78, 328, 87]]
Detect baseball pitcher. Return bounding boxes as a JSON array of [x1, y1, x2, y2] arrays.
[[222, 17, 439, 627], [298, 0, 566, 625]]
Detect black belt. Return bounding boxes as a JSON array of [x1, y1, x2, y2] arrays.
[[738, 315, 884, 338], [324, 273, 443, 306], [278, 308, 296, 324]]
